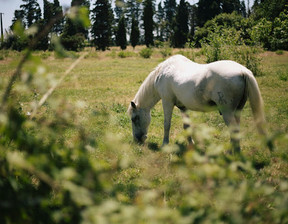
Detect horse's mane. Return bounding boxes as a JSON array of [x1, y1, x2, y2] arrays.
[[132, 55, 191, 109], [133, 64, 162, 108]]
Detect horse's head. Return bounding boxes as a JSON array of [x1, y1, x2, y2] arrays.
[[128, 101, 151, 144]]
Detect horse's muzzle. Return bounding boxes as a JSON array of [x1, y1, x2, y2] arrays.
[[134, 134, 147, 144]]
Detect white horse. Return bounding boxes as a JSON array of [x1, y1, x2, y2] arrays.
[[128, 55, 267, 152]]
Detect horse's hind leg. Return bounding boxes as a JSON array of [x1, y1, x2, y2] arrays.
[[181, 110, 194, 146], [222, 111, 241, 154]]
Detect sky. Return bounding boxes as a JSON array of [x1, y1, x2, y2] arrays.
[[0, 0, 253, 33]]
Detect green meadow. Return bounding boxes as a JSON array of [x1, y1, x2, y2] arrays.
[[1, 47, 288, 223]]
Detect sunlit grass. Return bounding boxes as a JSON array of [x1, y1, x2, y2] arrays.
[[1, 47, 288, 184]]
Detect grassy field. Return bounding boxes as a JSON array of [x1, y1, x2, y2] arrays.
[[1, 47, 288, 222], [1, 46, 288, 166]]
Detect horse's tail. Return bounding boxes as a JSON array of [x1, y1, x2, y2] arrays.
[[243, 70, 267, 136]]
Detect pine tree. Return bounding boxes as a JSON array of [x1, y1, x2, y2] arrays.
[[115, 0, 126, 23], [252, 0, 288, 21], [11, 10, 26, 29], [143, 0, 154, 47], [68, 0, 90, 38], [116, 16, 127, 50], [91, 0, 114, 51], [189, 4, 197, 37], [41, 0, 54, 50], [240, 1, 247, 17], [164, 0, 177, 41], [52, 0, 64, 34], [44, 0, 54, 24], [156, 2, 165, 41], [172, 0, 189, 48], [221, 0, 242, 14], [61, 0, 90, 51], [126, 0, 141, 35], [196, 0, 243, 27], [130, 15, 140, 48], [20, 0, 42, 28], [196, 0, 221, 27]]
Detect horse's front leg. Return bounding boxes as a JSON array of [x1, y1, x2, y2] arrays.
[[162, 100, 174, 146]]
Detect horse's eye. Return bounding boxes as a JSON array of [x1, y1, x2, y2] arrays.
[[132, 115, 139, 123]]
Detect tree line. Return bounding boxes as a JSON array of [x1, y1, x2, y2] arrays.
[[1, 0, 288, 51]]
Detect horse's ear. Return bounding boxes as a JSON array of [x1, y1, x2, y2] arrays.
[[131, 101, 137, 109]]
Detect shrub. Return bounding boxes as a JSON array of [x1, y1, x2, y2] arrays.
[[201, 26, 263, 76], [118, 51, 136, 58], [139, 48, 153, 58], [194, 12, 251, 48], [271, 10, 288, 50], [276, 50, 284, 55], [60, 33, 86, 51], [250, 18, 273, 49], [160, 47, 172, 58], [232, 45, 263, 76], [201, 26, 242, 62], [278, 69, 288, 81], [154, 40, 165, 48]]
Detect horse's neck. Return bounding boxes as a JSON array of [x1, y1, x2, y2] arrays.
[[134, 70, 160, 110]]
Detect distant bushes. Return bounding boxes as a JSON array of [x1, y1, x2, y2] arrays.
[[200, 26, 263, 76], [139, 47, 153, 58], [60, 33, 86, 52], [194, 11, 288, 51]]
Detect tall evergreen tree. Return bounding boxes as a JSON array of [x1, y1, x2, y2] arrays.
[[20, 0, 42, 28], [164, 0, 177, 40], [64, 0, 90, 38], [41, 0, 54, 50], [130, 15, 140, 48], [115, 0, 126, 22], [252, 0, 288, 21], [240, 0, 247, 18], [172, 0, 189, 48], [61, 0, 90, 51], [126, 0, 141, 35], [41, 0, 63, 49], [11, 10, 26, 29], [43, 0, 63, 34], [116, 16, 127, 50], [221, 0, 242, 14], [44, 0, 54, 24], [91, 0, 114, 50], [156, 2, 165, 41], [189, 4, 197, 37], [196, 0, 221, 27], [143, 0, 154, 47], [52, 0, 64, 34], [196, 0, 243, 27]]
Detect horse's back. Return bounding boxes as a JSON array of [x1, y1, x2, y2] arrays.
[[155, 56, 248, 112], [207, 60, 250, 77]]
